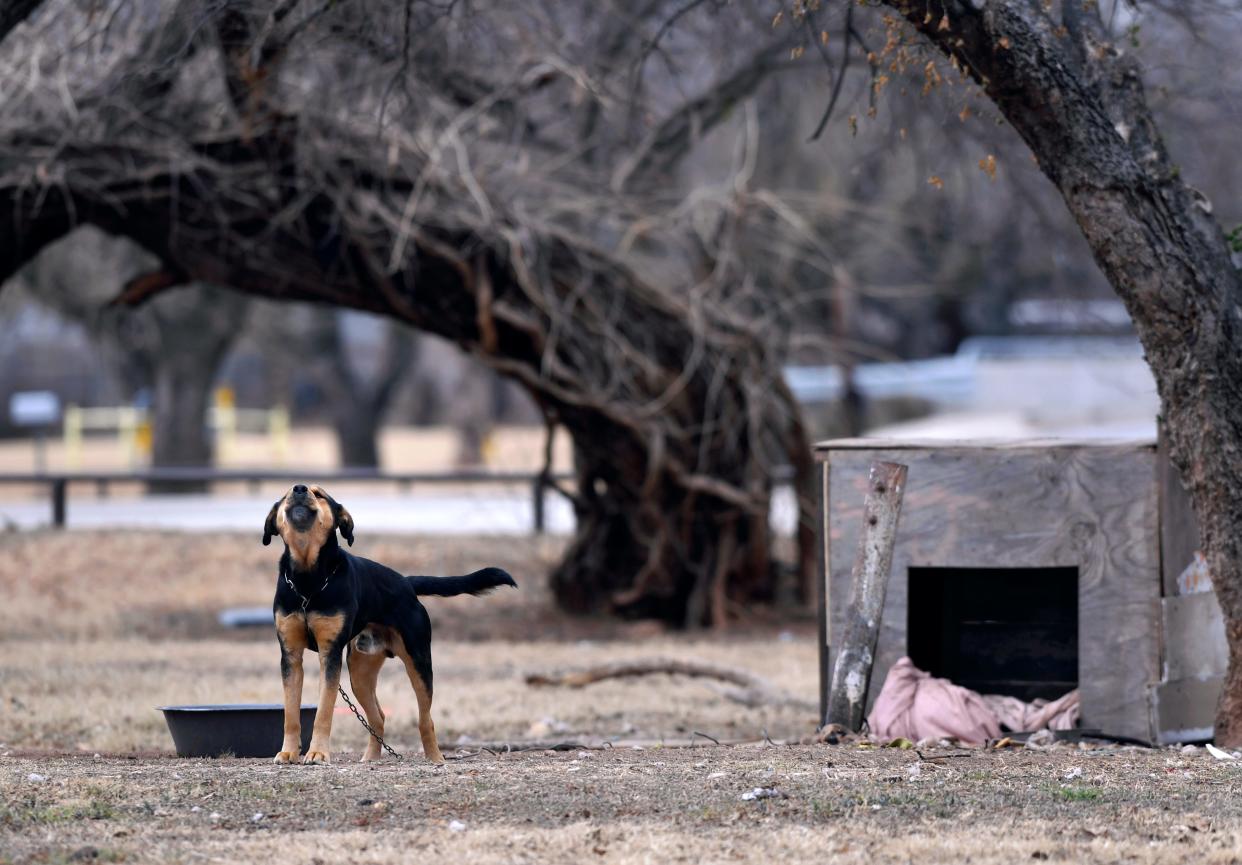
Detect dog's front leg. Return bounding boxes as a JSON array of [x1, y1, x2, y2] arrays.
[[303, 613, 348, 764], [274, 613, 308, 764]]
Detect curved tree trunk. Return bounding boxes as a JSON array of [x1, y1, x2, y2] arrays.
[[0, 144, 814, 632], [544, 326, 803, 625], [0, 0, 818, 627], [883, 0, 1242, 742]]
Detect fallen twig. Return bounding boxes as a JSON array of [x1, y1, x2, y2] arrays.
[[524, 657, 816, 712], [915, 750, 975, 762]]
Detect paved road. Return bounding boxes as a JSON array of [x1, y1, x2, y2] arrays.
[[0, 488, 799, 535]]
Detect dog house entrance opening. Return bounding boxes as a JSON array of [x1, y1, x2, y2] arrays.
[[907, 567, 1078, 702]]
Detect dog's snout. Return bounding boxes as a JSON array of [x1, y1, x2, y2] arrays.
[[292, 484, 308, 495]]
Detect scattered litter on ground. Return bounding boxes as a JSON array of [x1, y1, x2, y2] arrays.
[[1205, 743, 1238, 761], [1024, 730, 1056, 750], [740, 787, 787, 801], [526, 717, 571, 738], [915, 736, 960, 749], [448, 819, 467, 833]]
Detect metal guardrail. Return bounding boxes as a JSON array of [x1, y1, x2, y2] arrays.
[[0, 468, 575, 532]]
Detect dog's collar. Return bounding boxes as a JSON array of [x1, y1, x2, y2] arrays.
[[281, 558, 342, 612]]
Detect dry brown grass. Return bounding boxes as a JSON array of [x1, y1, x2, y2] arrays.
[[0, 528, 816, 755], [0, 529, 567, 640], [0, 637, 817, 754], [3, 529, 1242, 863]]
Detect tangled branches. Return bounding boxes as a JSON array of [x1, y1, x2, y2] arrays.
[[0, 0, 829, 624]]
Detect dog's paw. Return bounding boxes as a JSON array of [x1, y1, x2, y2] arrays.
[[273, 750, 299, 764], [426, 752, 446, 767], [302, 749, 331, 765], [360, 747, 384, 763]]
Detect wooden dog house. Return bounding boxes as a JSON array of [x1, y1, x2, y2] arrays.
[[816, 438, 1227, 744]]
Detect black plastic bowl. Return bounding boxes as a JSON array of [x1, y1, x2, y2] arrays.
[[159, 704, 317, 758]]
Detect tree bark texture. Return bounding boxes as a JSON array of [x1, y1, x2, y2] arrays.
[[884, 0, 1242, 742]]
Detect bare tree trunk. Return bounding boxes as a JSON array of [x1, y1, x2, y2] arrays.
[[143, 284, 248, 492], [332, 402, 382, 469], [883, 0, 1242, 743], [13, 233, 248, 492], [149, 357, 215, 493], [0, 146, 814, 625], [307, 311, 413, 469]]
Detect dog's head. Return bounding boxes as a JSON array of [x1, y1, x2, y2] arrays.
[[262, 484, 355, 557]]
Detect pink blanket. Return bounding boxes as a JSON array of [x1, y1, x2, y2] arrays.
[[866, 657, 1080, 744]]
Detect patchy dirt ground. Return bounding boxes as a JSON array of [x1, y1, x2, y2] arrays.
[[4, 529, 1242, 863], [5, 746, 1242, 864]]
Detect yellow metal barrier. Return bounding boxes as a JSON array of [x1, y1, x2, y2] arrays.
[[62, 403, 288, 468]]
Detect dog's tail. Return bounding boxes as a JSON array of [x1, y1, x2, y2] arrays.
[[407, 567, 517, 597]]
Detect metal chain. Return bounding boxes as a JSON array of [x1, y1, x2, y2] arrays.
[[337, 684, 404, 760], [280, 563, 402, 759], [282, 563, 334, 612]]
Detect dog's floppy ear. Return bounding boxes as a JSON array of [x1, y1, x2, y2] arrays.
[[262, 498, 283, 546], [321, 492, 354, 546], [334, 501, 355, 546]]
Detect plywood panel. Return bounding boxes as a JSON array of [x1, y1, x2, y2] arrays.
[[1162, 593, 1227, 682], [1154, 676, 1221, 744], [826, 444, 1160, 742], [1158, 431, 1201, 596]]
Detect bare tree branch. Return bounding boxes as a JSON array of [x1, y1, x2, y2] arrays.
[[0, 0, 46, 47], [612, 41, 791, 190]]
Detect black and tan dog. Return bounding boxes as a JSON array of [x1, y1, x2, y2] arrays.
[[262, 483, 516, 765]]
